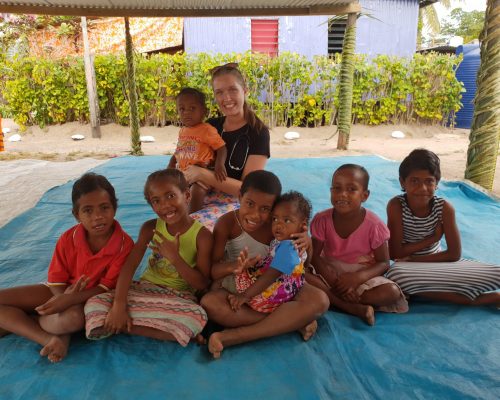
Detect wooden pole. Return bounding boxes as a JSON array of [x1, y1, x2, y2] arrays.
[[125, 17, 143, 155], [81, 16, 101, 138], [336, 12, 357, 150], [0, 115, 4, 152]]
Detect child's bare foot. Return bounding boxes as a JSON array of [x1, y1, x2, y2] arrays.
[[208, 332, 224, 359], [299, 320, 318, 341], [361, 305, 375, 326], [0, 327, 10, 338], [192, 334, 206, 345], [40, 335, 69, 363]]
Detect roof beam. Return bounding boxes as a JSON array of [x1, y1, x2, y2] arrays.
[[0, 3, 361, 17]]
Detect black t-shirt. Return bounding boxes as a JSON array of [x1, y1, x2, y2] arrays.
[[207, 117, 271, 180]]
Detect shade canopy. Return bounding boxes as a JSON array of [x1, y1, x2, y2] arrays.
[[0, 1, 361, 17]]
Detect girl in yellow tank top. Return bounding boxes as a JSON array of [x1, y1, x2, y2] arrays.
[[84, 169, 213, 346]]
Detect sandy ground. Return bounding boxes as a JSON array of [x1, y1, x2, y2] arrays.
[[1, 118, 499, 227]]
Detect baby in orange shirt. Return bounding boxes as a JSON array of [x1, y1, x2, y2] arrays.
[[168, 88, 227, 213]]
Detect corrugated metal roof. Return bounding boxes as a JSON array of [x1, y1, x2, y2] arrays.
[[0, 1, 360, 17]]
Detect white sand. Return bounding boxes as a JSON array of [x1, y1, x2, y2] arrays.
[[0, 158, 107, 227], [1, 118, 499, 227]]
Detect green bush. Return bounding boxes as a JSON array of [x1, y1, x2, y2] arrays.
[[0, 51, 463, 129]]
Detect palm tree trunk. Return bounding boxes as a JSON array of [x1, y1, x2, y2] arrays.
[[464, 0, 499, 190], [124, 17, 143, 156], [337, 13, 357, 150]]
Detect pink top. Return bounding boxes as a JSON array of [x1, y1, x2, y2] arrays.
[[310, 208, 390, 264]]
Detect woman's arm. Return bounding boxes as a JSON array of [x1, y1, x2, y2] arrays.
[[183, 155, 268, 197], [183, 165, 242, 196], [387, 197, 443, 259], [240, 155, 268, 180], [409, 201, 461, 262]]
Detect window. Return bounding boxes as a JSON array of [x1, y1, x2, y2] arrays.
[[328, 17, 347, 55], [251, 19, 279, 57]]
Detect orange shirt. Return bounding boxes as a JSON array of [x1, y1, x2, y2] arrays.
[[47, 221, 134, 290], [174, 122, 225, 171]]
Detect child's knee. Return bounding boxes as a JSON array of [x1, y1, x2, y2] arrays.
[[368, 283, 402, 303], [54, 306, 85, 334], [200, 291, 229, 319], [200, 292, 217, 312], [297, 284, 330, 315], [314, 289, 330, 314], [386, 283, 403, 301], [63, 307, 85, 333]]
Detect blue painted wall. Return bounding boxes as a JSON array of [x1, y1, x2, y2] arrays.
[[277, 16, 328, 56], [184, 0, 419, 58], [184, 17, 250, 54], [184, 16, 327, 58], [357, 0, 419, 57]]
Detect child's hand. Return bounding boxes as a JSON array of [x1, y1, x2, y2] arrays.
[[149, 230, 181, 263], [228, 293, 250, 312], [291, 230, 310, 257], [104, 304, 132, 334], [333, 272, 362, 296], [36, 276, 90, 314], [234, 247, 261, 275], [340, 288, 360, 303], [64, 275, 90, 294], [214, 161, 227, 182], [35, 294, 73, 315]]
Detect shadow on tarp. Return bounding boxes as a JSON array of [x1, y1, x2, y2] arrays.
[[0, 155, 498, 400]]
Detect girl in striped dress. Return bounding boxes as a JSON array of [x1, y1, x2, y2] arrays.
[[386, 149, 500, 306], [84, 169, 212, 346]]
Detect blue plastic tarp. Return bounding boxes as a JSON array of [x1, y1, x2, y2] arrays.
[[0, 155, 498, 400]]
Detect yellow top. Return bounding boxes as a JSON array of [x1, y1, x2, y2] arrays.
[[140, 218, 203, 292]]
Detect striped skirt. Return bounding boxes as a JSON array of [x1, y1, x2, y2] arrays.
[[386, 260, 500, 300], [84, 281, 207, 346]]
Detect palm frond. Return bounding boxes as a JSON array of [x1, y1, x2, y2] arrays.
[[421, 5, 441, 33], [465, 0, 499, 190], [336, 13, 357, 150]]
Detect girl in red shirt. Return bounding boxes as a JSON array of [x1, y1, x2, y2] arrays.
[[0, 173, 133, 363]]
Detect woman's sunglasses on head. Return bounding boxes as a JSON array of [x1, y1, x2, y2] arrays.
[[210, 62, 240, 76]]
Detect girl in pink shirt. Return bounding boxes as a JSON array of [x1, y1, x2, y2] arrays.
[[309, 164, 407, 326]]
